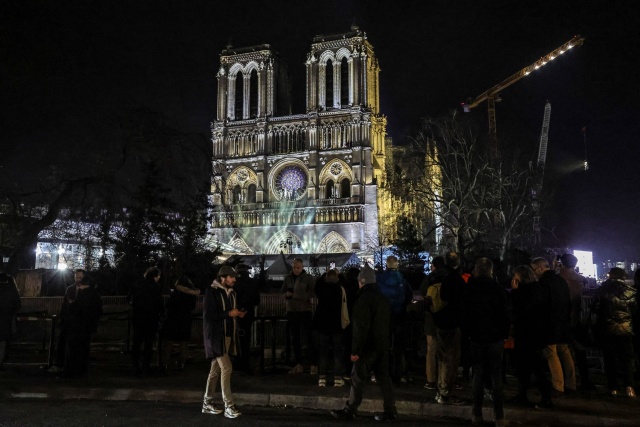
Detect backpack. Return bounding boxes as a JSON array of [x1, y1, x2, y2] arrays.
[[378, 271, 407, 316], [427, 282, 447, 313]]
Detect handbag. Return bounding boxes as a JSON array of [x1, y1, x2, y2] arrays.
[[340, 286, 350, 329]]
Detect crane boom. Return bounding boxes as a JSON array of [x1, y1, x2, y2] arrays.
[[462, 35, 584, 156]]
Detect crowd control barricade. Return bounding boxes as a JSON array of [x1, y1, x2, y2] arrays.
[[13, 311, 55, 366]]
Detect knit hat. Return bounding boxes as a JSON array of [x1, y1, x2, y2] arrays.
[[357, 264, 376, 285]]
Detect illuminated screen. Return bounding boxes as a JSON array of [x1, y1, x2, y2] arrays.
[[573, 250, 595, 278]]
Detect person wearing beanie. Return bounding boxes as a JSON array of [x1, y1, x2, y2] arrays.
[[331, 264, 398, 421]]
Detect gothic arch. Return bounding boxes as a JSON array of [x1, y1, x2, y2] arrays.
[[228, 233, 254, 254], [265, 229, 304, 254], [227, 166, 258, 189], [317, 231, 350, 253], [319, 159, 353, 185], [318, 50, 337, 65], [335, 47, 352, 61], [244, 60, 260, 74], [228, 63, 244, 77]]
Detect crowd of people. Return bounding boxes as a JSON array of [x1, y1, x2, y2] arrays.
[[2, 252, 639, 424]]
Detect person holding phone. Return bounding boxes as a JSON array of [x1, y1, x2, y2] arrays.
[[202, 266, 245, 419]]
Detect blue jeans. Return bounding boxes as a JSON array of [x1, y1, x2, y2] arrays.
[[471, 340, 505, 420]]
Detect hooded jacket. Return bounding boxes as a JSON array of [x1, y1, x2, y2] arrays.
[[281, 269, 315, 313], [203, 280, 238, 359], [594, 279, 637, 336]]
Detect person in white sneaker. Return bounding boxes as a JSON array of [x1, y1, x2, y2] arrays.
[[202, 266, 245, 419]]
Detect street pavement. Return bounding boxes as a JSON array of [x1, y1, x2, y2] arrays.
[[1, 348, 639, 426]]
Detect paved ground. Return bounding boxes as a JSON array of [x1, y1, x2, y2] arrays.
[[1, 348, 639, 426]]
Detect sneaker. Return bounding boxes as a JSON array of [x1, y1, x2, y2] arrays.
[[224, 405, 241, 419], [371, 374, 377, 383], [448, 397, 465, 406], [435, 392, 447, 404], [484, 388, 493, 402], [331, 408, 355, 420], [374, 412, 398, 421], [495, 418, 510, 427], [424, 382, 436, 390], [610, 389, 618, 397], [454, 382, 463, 390], [310, 365, 318, 375], [334, 378, 345, 387], [400, 376, 407, 383], [288, 364, 304, 374], [47, 366, 63, 374], [318, 378, 326, 387], [626, 387, 636, 398], [202, 401, 223, 415]]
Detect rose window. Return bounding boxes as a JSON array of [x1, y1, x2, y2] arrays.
[[275, 165, 307, 200], [330, 162, 342, 176]]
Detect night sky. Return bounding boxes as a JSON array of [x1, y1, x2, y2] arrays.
[[2, 0, 639, 263]]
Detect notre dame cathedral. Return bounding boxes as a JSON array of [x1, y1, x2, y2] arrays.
[[209, 26, 407, 256]]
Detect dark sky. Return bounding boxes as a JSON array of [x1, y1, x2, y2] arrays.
[[2, 0, 639, 263]]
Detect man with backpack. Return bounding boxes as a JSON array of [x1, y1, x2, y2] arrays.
[[377, 256, 413, 383]]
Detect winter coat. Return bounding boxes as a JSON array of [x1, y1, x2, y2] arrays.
[[65, 286, 103, 335], [538, 270, 571, 344], [159, 288, 197, 341], [281, 270, 315, 313], [559, 268, 588, 330], [129, 277, 165, 331], [351, 283, 391, 357], [203, 281, 238, 359], [433, 267, 466, 330], [234, 273, 260, 319], [594, 279, 637, 336], [509, 280, 547, 349], [462, 276, 510, 343], [0, 276, 21, 340], [312, 277, 344, 335]]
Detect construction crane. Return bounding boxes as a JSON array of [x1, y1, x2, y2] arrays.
[[462, 35, 584, 157], [533, 101, 551, 246]]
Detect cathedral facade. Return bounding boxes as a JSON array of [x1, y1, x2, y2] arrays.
[[209, 27, 392, 255]]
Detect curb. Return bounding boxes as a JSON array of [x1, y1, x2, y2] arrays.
[[4, 386, 638, 426]]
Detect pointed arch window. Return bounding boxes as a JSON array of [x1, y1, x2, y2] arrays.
[[340, 57, 349, 106], [249, 69, 258, 118], [340, 178, 350, 198], [326, 59, 334, 109], [233, 185, 242, 203], [234, 73, 244, 120], [248, 184, 257, 203], [326, 179, 335, 199]]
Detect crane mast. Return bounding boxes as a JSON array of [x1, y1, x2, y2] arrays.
[[537, 101, 552, 168], [463, 35, 584, 157]]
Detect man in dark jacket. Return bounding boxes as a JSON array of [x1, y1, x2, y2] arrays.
[[202, 266, 245, 419], [62, 275, 102, 378], [430, 251, 466, 405], [0, 273, 21, 370], [420, 256, 446, 389], [532, 257, 576, 396], [233, 264, 260, 374], [282, 258, 316, 374], [331, 265, 398, 421], [130, 266, 165, 376], [313, 269, 347, 387], [377, 256, 413, 382], [463, 258, 510, 427]]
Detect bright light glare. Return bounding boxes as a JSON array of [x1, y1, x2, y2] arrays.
[[58, 246, 65, 255], [573, 250, 595, 278], [57, 262, 68, 270]]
